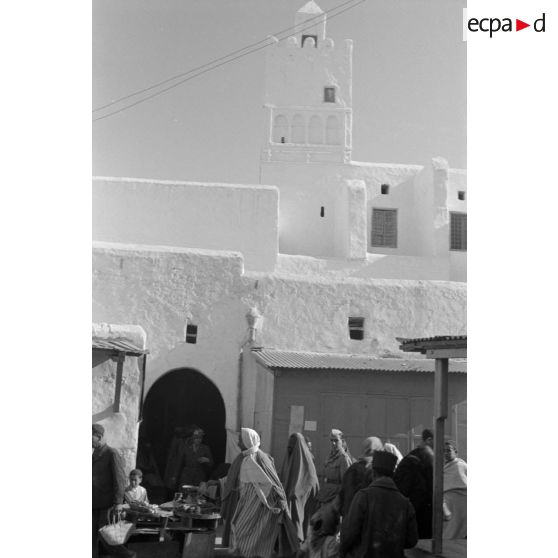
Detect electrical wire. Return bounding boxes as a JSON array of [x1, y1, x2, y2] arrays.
[[93, 0, 366, 123], [93, 0, 360, 113]]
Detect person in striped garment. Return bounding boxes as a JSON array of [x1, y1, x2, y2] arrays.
[[230, 428, 298, 558]]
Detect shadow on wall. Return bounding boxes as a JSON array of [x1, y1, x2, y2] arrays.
[[92, 405, 115, 423]]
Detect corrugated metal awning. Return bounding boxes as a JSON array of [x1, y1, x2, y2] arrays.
[[92, 338, 148, 356], [252, 348, 466, 373], [397, 335, 467, 356]]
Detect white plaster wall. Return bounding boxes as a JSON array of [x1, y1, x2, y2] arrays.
[[261, 161, 350, 258], [92, 323, 147, 473], [276, 254, 450, 281], [350, 162, 422, 256], [93, 244, 466, 436], [244, 274, 467, 356], [92, 177, 279, 272], [93, 242, 250, 432], [252, 360, 275, 453], [447, 169, 467, 213], [340, 180, 367, 260], [264, 36, 352, 111]]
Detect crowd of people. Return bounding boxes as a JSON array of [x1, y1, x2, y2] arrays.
[[92, 423, 467, 558]]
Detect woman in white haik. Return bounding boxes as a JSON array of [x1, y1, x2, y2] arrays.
[[442, 440, 467, 539], [230, 428, 297, 558]]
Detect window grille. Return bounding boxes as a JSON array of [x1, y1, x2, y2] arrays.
[[450, 212, 467, 251], [371, 208, 397, 248], [348, 317, 365, 340]]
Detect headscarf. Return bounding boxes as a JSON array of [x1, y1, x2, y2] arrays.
[[238, 428, 287, 499], [241, 427, 260, 456], [362, 437, 383, 457], [280, 433, 319, 501], [383, 443, 403, 465], [443, 440, 467, 492]]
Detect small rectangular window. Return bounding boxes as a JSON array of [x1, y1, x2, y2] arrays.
[[381, 184, 390, 195], [186, 324, 198, 344], [348, 317, 365, 340], [371, 208, 397, 248], [457, 190, 466, 201], [324, 87, 336, 103], [450, 212, 467, 251]]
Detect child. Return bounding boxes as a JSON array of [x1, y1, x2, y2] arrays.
[[124, 469, 149, 505], [298, 506, 340, 558]]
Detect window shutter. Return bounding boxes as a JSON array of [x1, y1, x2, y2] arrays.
[[372, 209, 397, 248], [450, 213, 467, 250]]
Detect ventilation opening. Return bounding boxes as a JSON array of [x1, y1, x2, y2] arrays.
[[381, 184, 390, 195], [280, 136, 285, 144], [320, 206, 325, 218], [324, 87, 336, 103], [458, 190, 466, 201], [186, 324, 198, 344], [348, 317, 365, 340]]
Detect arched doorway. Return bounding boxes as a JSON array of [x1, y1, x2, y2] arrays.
[[140, 368, 226, 495]]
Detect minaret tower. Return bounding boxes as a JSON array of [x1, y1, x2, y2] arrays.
[[261, 1, 353, 165]]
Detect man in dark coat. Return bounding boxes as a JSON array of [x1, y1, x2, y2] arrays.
[[338, 437, 382, 518], [92, 424, 131, 558], [393, 429, 434, 539], [340, 451, 418, 558]]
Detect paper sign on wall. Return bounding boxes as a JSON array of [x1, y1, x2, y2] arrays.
[[304, 420, 317, 431], [289, 405, 304, 435]]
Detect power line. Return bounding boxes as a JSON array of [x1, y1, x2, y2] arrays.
[[93, 0, 360, 114], [93, 0, 366, 123]]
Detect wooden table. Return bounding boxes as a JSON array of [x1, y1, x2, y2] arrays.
[[166, 513, 220, 558], [127, 507, 221, 558], [405, 539, 467, 558]]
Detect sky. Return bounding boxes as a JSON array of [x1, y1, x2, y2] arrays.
[[93, 0, 467, 184]]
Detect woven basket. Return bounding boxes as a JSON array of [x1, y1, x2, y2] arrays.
[[99, 511, 134, 546]]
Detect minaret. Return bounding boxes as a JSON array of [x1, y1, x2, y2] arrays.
[[261, 1, 353, 165]]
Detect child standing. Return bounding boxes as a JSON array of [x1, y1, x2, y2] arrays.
[[124, 469, 149, 505]]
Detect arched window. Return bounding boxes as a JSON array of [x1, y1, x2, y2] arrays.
[[326, 115, 341, 145], [291, 114, 305, 144], [273, 115, 289, 143], [308, 115, 323, 144]]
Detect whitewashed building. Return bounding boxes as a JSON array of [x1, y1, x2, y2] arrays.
[[92, 2, 466, 476]]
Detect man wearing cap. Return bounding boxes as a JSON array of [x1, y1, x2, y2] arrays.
[[340, 451, 418, 558], [92, 424, 128, 557], [393, 428, 434, 539]]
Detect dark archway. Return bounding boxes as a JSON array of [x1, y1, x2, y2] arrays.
[[140, 368, 226, 487]]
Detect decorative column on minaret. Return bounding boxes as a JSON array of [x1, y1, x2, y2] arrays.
[[262, 1, 353, 165]]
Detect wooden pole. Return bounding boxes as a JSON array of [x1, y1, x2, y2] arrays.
[[432, 357, 448, 556], [114, 352, 125, 413]]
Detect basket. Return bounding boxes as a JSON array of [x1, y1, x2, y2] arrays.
[[98, 510, 134, 546]]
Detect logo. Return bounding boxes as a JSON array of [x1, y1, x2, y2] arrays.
[[464, 12, 546, 39]]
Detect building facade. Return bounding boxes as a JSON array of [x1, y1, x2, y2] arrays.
[[92, 1, 466, 474]]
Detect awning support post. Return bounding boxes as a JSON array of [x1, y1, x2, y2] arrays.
[[113, 352, 125, 413], [432, 357, 448, 556]]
